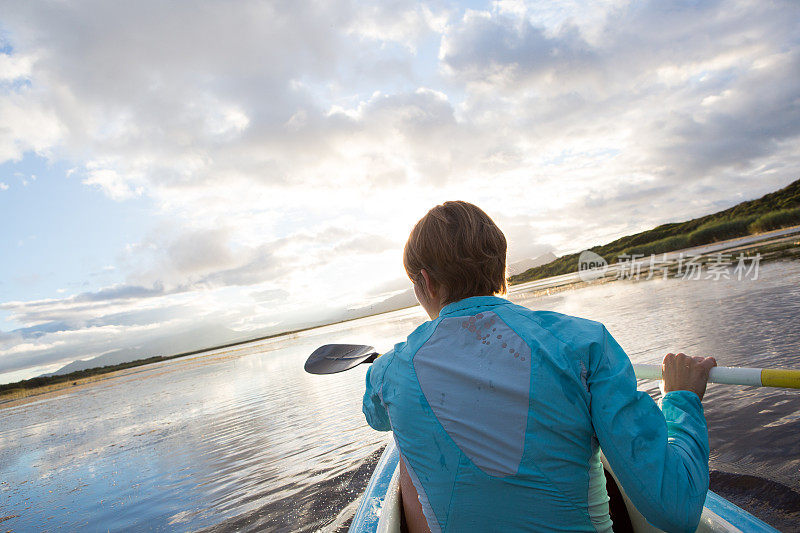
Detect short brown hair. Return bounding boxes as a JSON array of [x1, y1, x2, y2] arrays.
[[403, 201, 507, 304]]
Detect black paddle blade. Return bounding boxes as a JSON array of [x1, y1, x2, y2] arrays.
[[304, 344, 379, 374]]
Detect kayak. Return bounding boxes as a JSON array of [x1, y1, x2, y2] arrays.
[[349, 438, 779, 533]]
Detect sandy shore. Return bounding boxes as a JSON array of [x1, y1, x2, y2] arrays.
[[0, 367, 138, 409]]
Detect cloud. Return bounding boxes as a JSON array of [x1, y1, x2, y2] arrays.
[[0, 51, 33, 81], [0, 283, 169, 328], [127, 226, 385, 290], [250, 288, 289, 303], [0, 0, 454, 192], [0, 319, 210, 375], [647, 52, 800, 178], [440, 10, 597, 86], [333, 234, 398, 254], [2, 0, 797, 198], [0, 218, 408, 380], [4, 0, 793, 217], [369, 276, 413, 296], [442, 1, 800, 185], [0, 89, 64, 162], [165, 229, 236, 277], [74, 283, 166, 303], [82, 165, 143, 200], [1, 0, 799, 382], [0, 281, 296, 377], [346, 0, 447, 51], [199, 244, 282, 287]]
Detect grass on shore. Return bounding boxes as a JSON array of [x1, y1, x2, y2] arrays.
[[509, 179, 800, 284], [0, 356, 172, 400], [623, 207, 800, 257]]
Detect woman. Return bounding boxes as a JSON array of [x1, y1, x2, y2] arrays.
[[362, 201, 716, 532]]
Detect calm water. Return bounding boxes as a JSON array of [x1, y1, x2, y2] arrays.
[[1, 262, 799, 531]]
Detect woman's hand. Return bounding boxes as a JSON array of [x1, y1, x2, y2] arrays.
[[662, 352, 717, 401]]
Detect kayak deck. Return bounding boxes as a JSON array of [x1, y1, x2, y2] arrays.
[[349, 439, 778, 533]]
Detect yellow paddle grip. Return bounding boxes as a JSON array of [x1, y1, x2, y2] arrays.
[[761, 368, 800, 389]]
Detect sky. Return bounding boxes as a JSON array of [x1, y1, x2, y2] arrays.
[[1, 0, 799, 384]]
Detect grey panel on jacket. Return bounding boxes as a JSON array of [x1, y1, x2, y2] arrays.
[[413, 311, 531, 477]]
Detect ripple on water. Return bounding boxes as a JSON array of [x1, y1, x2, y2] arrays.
[[1, 262, 799, 531]]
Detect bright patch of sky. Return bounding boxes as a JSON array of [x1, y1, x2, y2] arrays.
[[1, 154, 150, 304], [1, 0, 799, 383]]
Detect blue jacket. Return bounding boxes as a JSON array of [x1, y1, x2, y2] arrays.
[[362, 296, 709, 532]]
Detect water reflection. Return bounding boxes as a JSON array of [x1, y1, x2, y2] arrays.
[[1, 262, 798, 531]]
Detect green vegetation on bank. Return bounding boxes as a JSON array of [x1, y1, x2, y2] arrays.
[[1, 319, 359, 399], [749, 207, 800, 233], [0, 356, 173, 397], [509, 178, 800, 284], [624, 208, 800, 256]]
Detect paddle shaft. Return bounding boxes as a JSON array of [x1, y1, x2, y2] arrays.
[[633, 364, 800, 389], [304, 343, 800, 390]]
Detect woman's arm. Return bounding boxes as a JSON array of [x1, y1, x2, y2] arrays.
[[362, 356, 393, 431], [588, 326, 711, 533], [400, 458, 432, 533]]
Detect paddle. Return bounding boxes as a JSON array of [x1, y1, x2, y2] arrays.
[[304, 344, 800, 389], [304, 344, 379, 374], [633, 364, 800, 389]]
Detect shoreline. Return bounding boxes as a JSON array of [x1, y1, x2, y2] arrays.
[[2, 230, 798, 406]]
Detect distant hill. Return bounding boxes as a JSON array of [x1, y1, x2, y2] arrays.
[[342, 289, 419, 320], [49, 324, 242, 376], [508, 252, 557, 277], [510, 178, 800, 284], [342, 250, 559, 318]]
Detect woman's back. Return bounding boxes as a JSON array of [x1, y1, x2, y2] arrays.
[[363, 201, 712, 532], [366, 296, 612, 531]]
